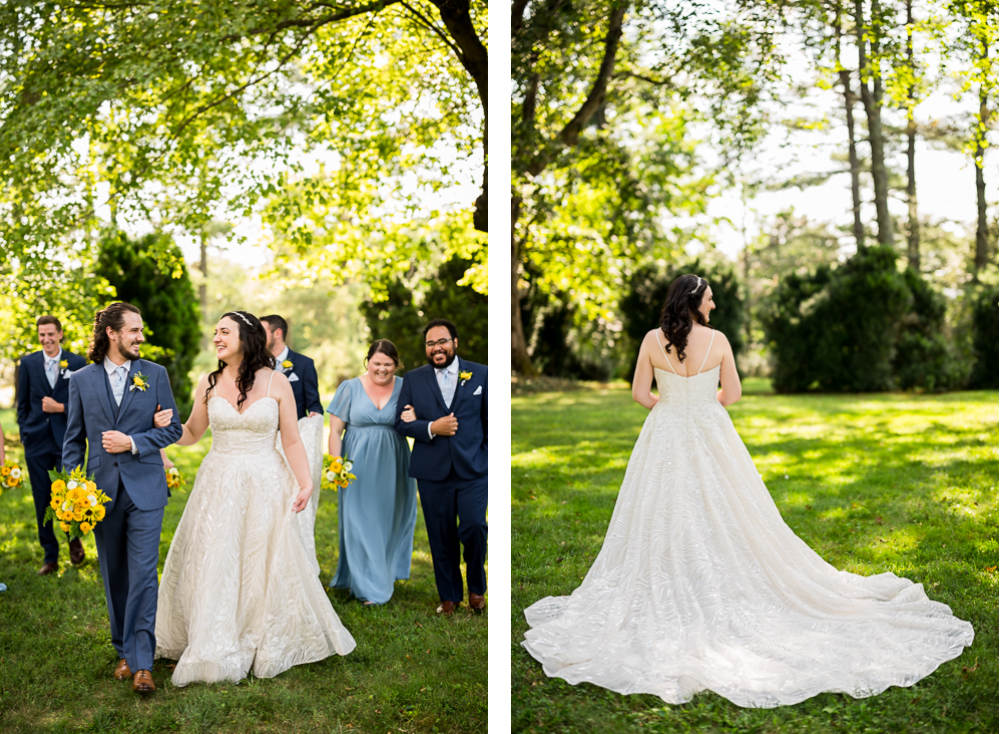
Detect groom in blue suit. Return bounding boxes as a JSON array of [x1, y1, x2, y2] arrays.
[[63, 302, 182, 693], [395, 318, 488, 615]]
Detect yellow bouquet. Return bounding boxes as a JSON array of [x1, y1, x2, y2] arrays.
[[44, 465, 111, 539], [0, 459, 26, 496], [165, 466, 185, 491], [321, 455, 357, 492]]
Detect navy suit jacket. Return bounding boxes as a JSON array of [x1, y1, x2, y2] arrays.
[[62, 359, 183, 512], [395, 358, 488, 482], [280, 349, 323, 419], [16, 349, 87, 456]]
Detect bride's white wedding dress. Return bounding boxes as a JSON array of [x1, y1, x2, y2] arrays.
[[522, 333, 974, 708], [156, 379, 355, 686]]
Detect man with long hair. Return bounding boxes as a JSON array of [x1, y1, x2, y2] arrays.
[[16, 315, 87, 574], [62, 302, 182, 693]]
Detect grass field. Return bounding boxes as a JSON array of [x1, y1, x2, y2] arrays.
[[511, 383, 998, 734], [0, 407, 487, 734]]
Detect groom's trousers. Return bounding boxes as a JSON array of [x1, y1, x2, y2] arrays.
[[418, 470, 487, 603], [93, 482, 164, 673]]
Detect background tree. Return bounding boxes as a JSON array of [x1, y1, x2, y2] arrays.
[[95, 231, 201, 417], [361, 257, 488, 377]]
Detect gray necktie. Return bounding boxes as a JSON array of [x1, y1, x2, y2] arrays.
[[45, 358, 58, 389], [437, 368, 455, 407], [112, 365, 128, 406]]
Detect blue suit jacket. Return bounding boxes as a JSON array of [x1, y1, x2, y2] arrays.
[[280, 349, 323, 419], [395, 358, 487, 482], [62, 359, 183, 512], [16, 349, 87, 456]]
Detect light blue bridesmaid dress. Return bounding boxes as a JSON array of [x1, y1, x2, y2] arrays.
[[328, 377, 418, 604]]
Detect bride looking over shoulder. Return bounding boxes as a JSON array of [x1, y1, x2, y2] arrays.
[[155, 310, 355, 688]]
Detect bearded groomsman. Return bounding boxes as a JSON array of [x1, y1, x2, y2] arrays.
[[260, 315, 323, 419], [16, 315, 87, 575], [395, 318, 488, 615]]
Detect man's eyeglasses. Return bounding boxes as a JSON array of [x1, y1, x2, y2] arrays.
[[425, 338, 454, 348]]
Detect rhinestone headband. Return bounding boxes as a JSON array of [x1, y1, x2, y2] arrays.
[[689, 277, 703, 295], [230, 311, 253, 327]]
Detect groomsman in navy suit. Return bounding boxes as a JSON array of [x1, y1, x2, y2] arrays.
[[261, 314, 323, 419], [395, 318, 488, 615], [16, 315, 87, 575]]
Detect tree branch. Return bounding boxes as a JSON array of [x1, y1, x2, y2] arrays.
[[221, 1, 402, 42], [400, 1, 463, 59]]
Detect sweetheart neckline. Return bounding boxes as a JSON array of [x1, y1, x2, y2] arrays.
[[653, 364, 721, 379], [209, 394, 277, 416]]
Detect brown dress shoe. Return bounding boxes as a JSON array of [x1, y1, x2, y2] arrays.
[[132, 670, 155, 693], [469, 593, 486, 613], [69, 538, 85, 565], [37, 561, 58, 576], [436, 600, 457, 615], [114, 659, 132, 681]]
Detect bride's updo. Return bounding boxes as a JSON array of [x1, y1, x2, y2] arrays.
[[659, 274, 710, 363], [205, 310, 273, 411]]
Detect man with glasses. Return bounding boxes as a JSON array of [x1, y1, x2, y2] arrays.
[[395, 318, 488, 615]]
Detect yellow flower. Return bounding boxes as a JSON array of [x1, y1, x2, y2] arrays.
[[50, 497, 61, 510], [94, 505, 106, 521], [79, 521, 93, 534], [52, 479, 66, 493], [60, 359, 68, 369], [72, 508, 86, 522], [86, 481, 96, 492], [281, 360, 293, 369], [5, 477, 15, 487], [459, 370, 473, 384], [130, 372, 149, 392], [59, 522, 71, 533], [0, 466, 9, 476]]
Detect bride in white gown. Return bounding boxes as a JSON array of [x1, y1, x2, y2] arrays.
[[522, 275, 974, 708], [156, 311, 355, 686]]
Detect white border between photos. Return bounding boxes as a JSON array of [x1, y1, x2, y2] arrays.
[[487, 2, 512, 730]]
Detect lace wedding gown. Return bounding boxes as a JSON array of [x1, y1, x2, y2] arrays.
[[156, 384, 356, 686], [522, 333, 974, 708]]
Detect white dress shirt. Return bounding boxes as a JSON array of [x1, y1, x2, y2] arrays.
[[103, 356, 138, 454], [274, 346, 290, 369]]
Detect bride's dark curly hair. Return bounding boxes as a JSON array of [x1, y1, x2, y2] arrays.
[[659, 274, 710, 363], [205, 310, 273, 411]]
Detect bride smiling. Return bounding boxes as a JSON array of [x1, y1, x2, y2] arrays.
[[155, 310, 355, 687]]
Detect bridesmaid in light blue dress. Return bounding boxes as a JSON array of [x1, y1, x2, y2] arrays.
[[327, 340, 418, 605]]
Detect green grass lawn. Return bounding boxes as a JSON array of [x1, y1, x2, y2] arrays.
[[0, 408, 486, 734], [511, 384, 998, 734]]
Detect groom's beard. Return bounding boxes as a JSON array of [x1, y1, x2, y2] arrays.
[[427, 352, 457, 369]]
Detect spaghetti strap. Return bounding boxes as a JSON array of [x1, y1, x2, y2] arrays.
[[697, 330, 716, 374], [656, 331, 679, 375], [266, 370, 276, 398]]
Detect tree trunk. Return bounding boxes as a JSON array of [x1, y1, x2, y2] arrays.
[[855, 0, 893, 247], [511, 196, 535, 375], [974, 89, 989, 279], [835, 5, 864, 251], [840, 69, 865, 251], [431, 0, 488, 232], [905, 0, 919, 270]]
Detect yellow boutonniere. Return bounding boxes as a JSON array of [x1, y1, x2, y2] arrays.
[[129, 372, 149, 392], [459, 370, 472, 386], [59, 359, 68, 369], [281, 360, 293, 370]]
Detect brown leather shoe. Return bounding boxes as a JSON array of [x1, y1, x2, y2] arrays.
[[132, 670, 155, 693], [469, 593, 486, 613], [37, 561, 58, 576], [114, 659, 132, 681], [436, 600, 456, 615], [69, 538, 85, 565]]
